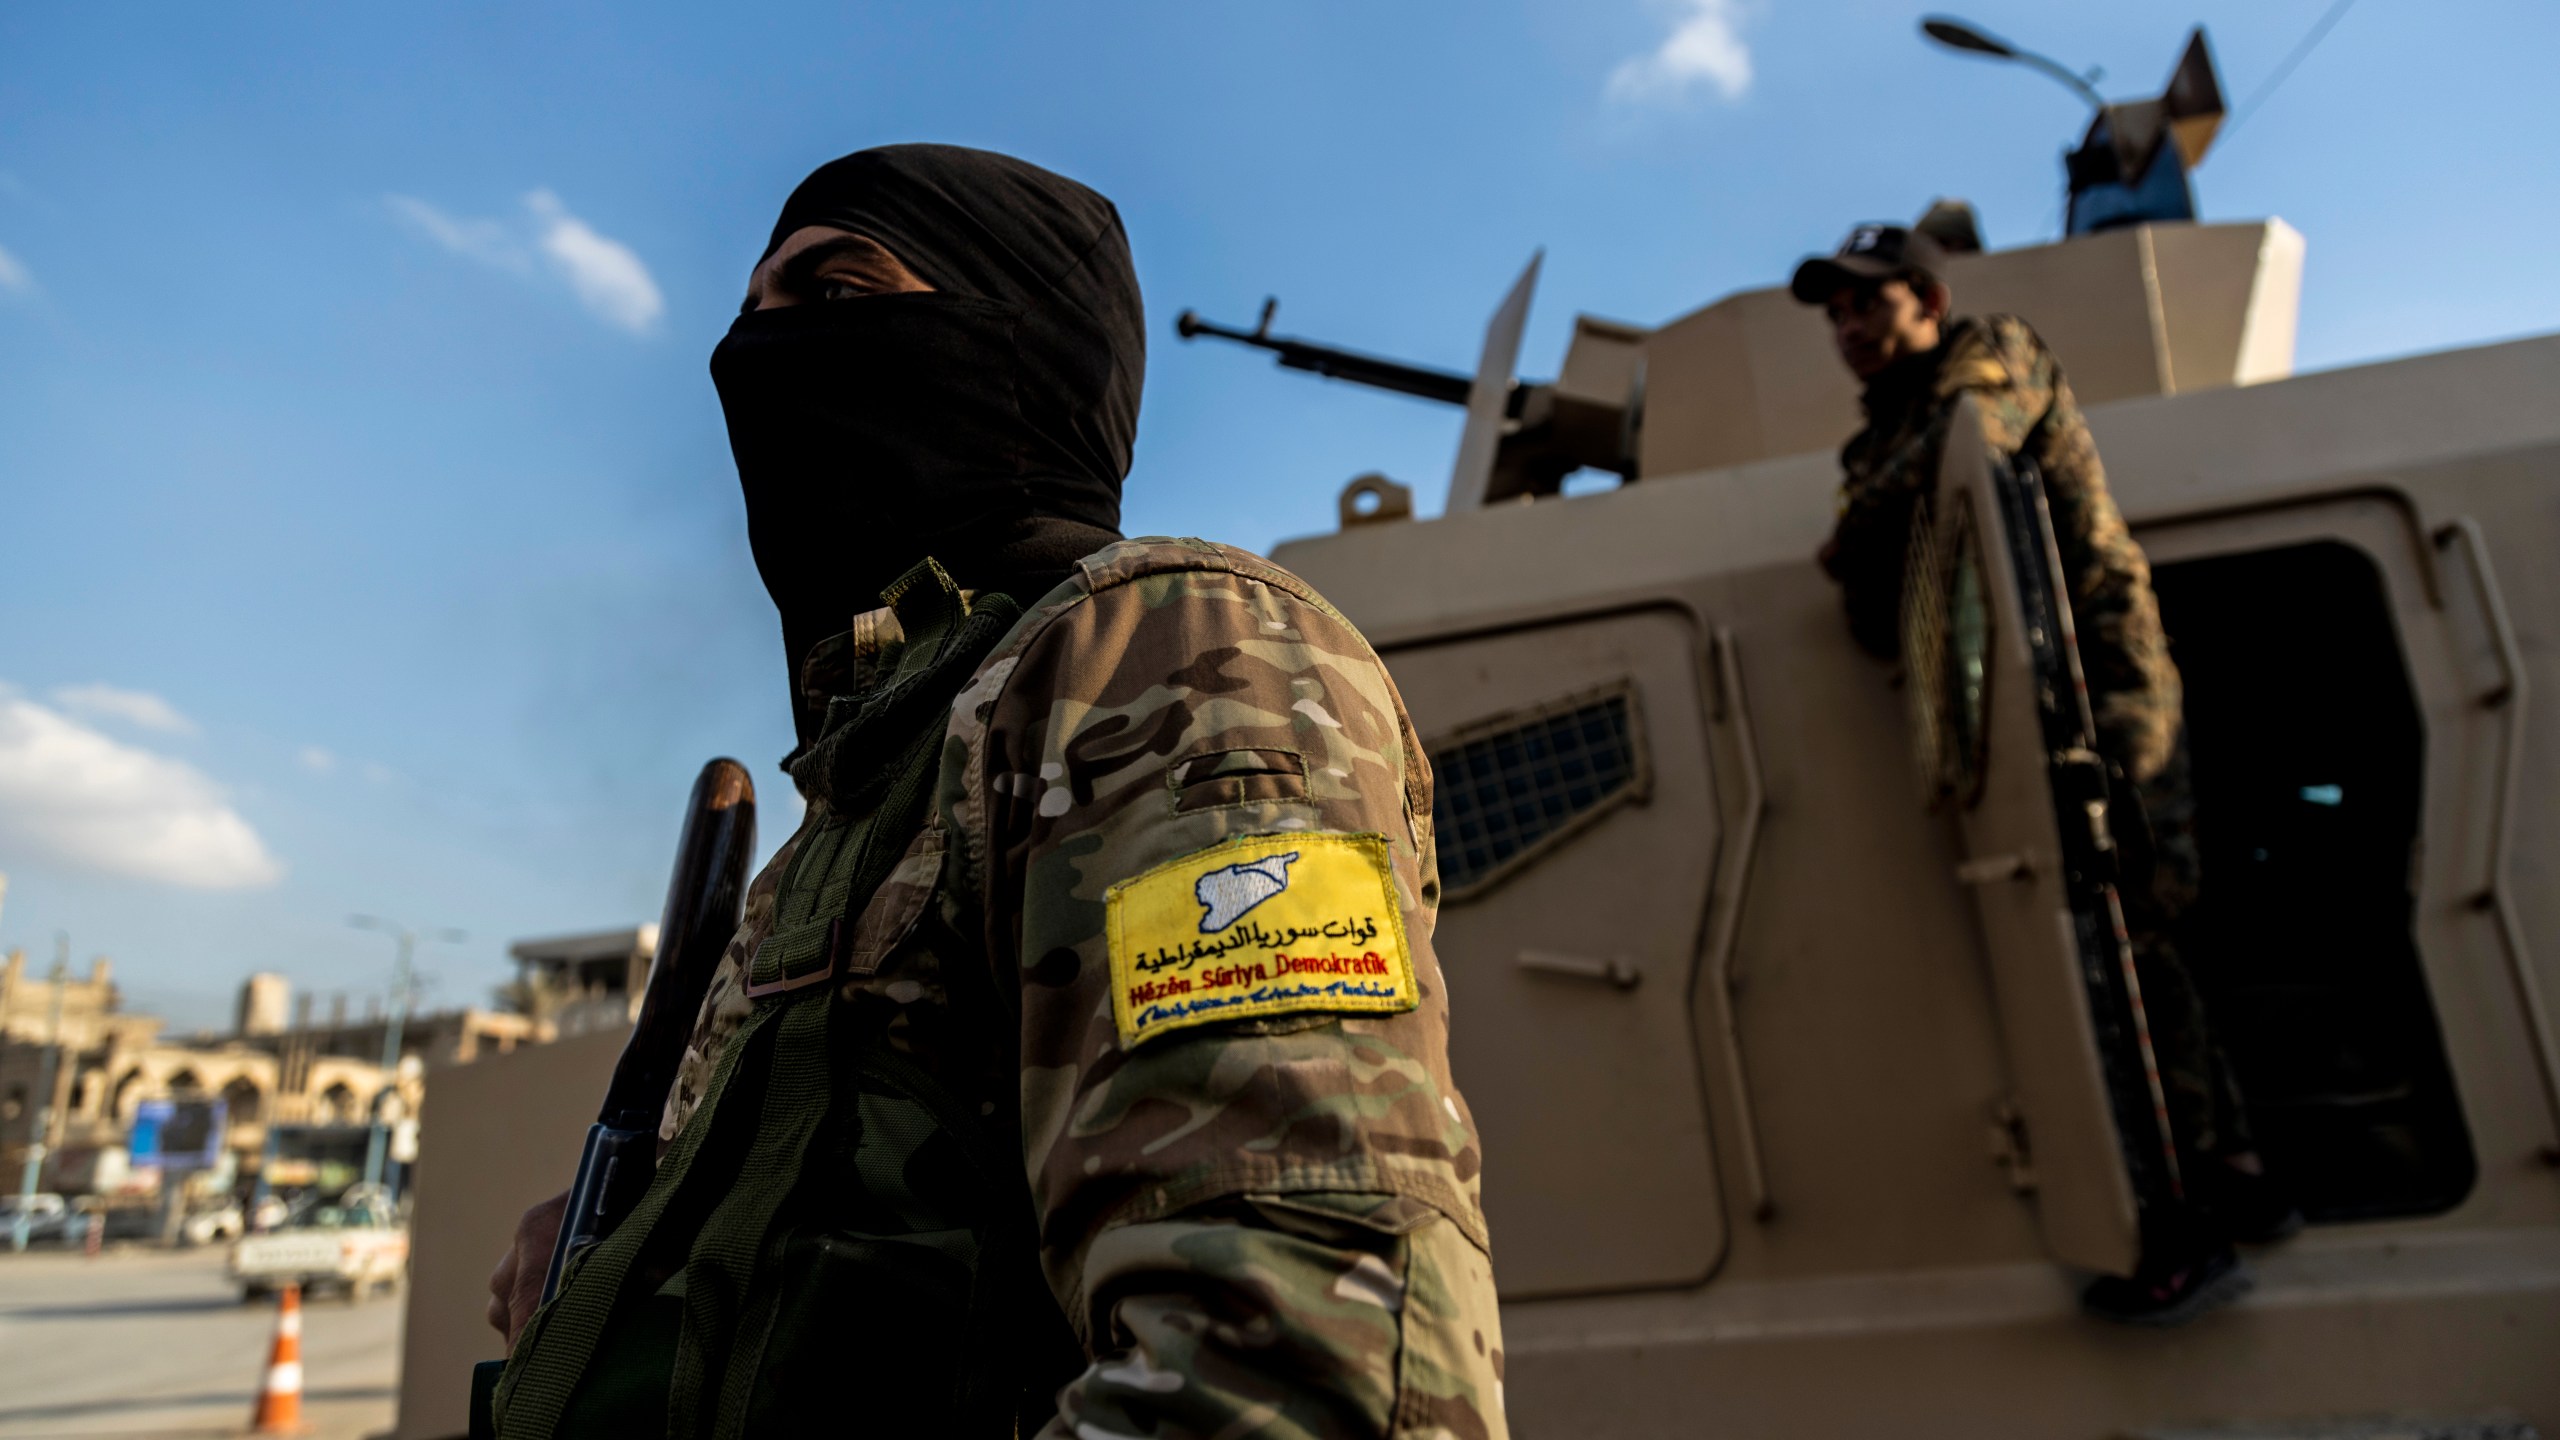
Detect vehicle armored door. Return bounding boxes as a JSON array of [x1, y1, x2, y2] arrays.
[[1385, 607, 1727, 1296], [1909, 398, 2164, 1277]]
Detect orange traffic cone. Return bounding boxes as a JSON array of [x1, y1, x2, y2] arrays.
[[248, 1282, 305, 1434]]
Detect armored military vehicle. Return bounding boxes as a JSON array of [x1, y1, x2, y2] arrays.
[[1187, 27, 2558, 1438], [386, 25, 2559, 1439]]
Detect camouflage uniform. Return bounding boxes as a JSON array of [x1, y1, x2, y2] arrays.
[[1824, 314, 2250, 1163], [659, 537, 1505, 1438]]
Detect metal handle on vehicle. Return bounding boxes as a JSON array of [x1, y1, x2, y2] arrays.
[[2434, 518, 2560, 1159], [1705, 626, 1776, 1218], [1516, 950, 1641, 988], [1955, 852, 2037, 885]]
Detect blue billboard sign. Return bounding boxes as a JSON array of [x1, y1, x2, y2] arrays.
[[129, 1098, 227, 1171]]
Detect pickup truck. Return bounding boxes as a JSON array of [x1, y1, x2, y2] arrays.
[[228, 1192, 409, 1302]]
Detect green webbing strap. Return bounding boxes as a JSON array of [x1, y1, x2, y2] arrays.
[[494, 561, 1018, 1440], [677, 725, 947, 1440]]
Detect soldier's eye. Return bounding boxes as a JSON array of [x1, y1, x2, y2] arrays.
[[817, 277, 871, 302]]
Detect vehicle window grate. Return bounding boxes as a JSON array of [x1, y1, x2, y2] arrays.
[[1428, 685, 1646, 900]]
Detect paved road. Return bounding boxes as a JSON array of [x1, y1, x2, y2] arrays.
[[0, 1247, 401, 1439]]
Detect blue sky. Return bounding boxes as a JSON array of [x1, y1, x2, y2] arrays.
[[3, 0, 2553, 1030]]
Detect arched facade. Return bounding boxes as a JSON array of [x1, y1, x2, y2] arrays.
[[219, 1075, 263, 1124], [317, 1083, 358, 1126], [63, 1043, 421, 1165]]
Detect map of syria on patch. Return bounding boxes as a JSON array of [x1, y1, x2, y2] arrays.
[[1106, 831, 1418, 1048]]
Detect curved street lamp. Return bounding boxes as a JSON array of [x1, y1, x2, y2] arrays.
[[1921, 16, 2106, 110]]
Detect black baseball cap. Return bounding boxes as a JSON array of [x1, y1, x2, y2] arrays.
[[1789, 223, 1949, 305]]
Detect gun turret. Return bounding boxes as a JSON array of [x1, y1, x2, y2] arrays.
[[1176, 299, 1524, 416]]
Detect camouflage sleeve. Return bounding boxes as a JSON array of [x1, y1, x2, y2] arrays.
[[942, 538, 1507, 1440], [1983, 319, 2183, 782]]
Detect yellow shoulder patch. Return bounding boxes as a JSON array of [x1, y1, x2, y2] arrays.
[[1105, 831, 1417, 1049]]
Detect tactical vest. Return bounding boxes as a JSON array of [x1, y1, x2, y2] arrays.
[[495, 561, 1080, 1440]]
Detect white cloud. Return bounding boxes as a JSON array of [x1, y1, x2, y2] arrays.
[[0, 243, 34, 296], [386, 195, 528, 275], [0, 694, 283, 890], [52, 683, 198, 736], [298, 745, 338, 774], [526, 190, 664, 334], [387, 190, 662, 335], [1608, 0, 1755, 105]]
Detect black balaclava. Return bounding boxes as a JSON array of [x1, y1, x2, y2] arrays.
[[711, 144, 1143, 743]]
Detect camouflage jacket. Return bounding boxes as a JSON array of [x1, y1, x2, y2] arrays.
[[660, 538, 1506, 1439], [1824, 313, 2183, 782]]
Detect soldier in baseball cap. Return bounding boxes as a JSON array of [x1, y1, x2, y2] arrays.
[[1795, 211, 2301, 1328], [1788, 222, 1951, 307]]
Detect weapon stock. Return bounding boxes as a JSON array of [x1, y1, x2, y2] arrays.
[[537, 757, 757, 1303]]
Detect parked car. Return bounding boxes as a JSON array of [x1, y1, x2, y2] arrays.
[[0, 1193, 70, 1244], [93, 1202, 160, 1243], [182, 1202, 245, 1247]]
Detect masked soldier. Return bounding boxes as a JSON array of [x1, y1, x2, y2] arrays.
[[1792, 221, 2299, 1327], [485, 145, 1505, 1437]]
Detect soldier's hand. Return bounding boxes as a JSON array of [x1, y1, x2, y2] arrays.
[[487, 1189, 568, 1347]]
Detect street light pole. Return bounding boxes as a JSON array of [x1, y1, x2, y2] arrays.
[[362, 930, 411, 1192], [13, 935, 68, 1254], [1920, 15, 2106, 110], [347, 917, 462, 1195]]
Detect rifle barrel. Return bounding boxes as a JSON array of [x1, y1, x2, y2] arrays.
[[1177, 309, 1477, 408]]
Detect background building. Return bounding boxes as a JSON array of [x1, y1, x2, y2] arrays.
[[0, 939, 603, 1197], [502, 925, 657, 1041]]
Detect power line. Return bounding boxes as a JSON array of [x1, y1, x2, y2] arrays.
[[2223, 0, 2363, 140]]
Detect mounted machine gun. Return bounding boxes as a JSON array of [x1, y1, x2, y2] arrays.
[[1178, 263, 1648, 509]]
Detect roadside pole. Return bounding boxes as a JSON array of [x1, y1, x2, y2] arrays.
[[249, 1125, 281, 1232], [347, 916, 460, 1196], [360, 931, 412, 1192], [12, 935, 68, 1253]]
